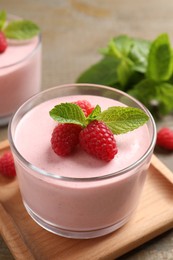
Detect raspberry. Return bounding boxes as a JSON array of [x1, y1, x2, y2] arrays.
[[73, 100, 94, 117], [0, 152, 16, 178], [79, 120, 118, 161], [156, 127, 173, 151], [0, 32, 7, 53], [51, 123, 82, 156]]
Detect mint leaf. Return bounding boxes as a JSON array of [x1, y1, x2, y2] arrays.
[[101, 35, 150, 74], [129, 79, 173, 116], [87, 105, 101, 120], [100, 38, 122, 59], [117, 59, 134, 87], [49, 103, 87, 127], [129, 38, 151, 73], [113, 35, 133, 56], [156, 83, 173, 115], [0, 10, 6, 30], [101, 35, 133, 58], [107, 36, 150, 87], [100, 36, 136, 88], [128, 79, 157, 111], [4, 20, 40, 40], [76, 56, 120, 88], [101, 36, 134, 87], [96, 106, 149, 134], [147, 34, 173, 81]]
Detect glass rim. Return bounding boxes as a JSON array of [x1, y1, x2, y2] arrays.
[[8, 83, 157, 182], [0, 14, 41, 69]]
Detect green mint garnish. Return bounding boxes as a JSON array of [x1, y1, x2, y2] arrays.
[[49, 103, 87, 127], [0, 10, 6, 30], [96, 106, 149, 134], [76, 33, 173, 117], [0, 10, 40, 40], [76, 56, 120, 87], [49, 103, 149, 134], [88, 105, 101, 120], [4, 20, 40, 40]]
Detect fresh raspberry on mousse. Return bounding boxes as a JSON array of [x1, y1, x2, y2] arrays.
[[79, 120, 118, 162], [51, 123, 82, 156], [73, 100, 94, 117]]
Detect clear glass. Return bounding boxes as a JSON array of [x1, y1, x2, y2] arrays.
[[8, 84, 156, 239], [0, 14, 42, 126]]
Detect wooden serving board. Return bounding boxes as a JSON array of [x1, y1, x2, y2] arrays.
[[0, 140, 173, 260]]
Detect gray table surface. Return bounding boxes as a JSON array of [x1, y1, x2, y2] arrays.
[[0, 0, 173, 259]]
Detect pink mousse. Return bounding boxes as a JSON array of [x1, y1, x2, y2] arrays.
[[14, 95, 151, 232], [0, 36, 41, 119]]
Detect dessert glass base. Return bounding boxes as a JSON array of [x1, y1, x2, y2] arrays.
[[25, 201, 134, 239]]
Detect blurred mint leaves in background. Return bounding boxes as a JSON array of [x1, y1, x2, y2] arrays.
[[76, 34, 173, 118]]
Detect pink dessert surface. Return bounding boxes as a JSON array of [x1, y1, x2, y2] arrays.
[[14, 95, 151, 235], [0, 36, 41, 120]]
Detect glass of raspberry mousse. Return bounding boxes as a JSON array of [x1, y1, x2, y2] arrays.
[[8, 83, 156, 239], [0, 13, 41, 126]]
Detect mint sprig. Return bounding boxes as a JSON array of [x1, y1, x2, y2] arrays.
[[49, 103, 149, 134], [0, 10, 40, 40], [76, 33, 173, 118], [49, 103, 87, 127], [96, 106, 149, 134]]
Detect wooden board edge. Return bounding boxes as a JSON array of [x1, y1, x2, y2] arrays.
[[0, 140, 9, 151], [151, 154, 173, 184]]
